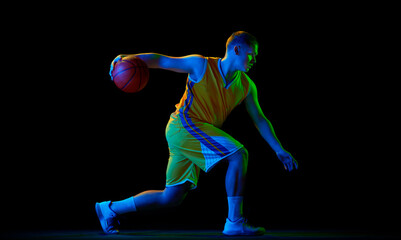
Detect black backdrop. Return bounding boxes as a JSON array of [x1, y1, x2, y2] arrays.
[[3, 2, 399, 235]]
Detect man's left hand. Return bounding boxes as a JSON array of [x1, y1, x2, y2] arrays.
[[276, 150, 298, 172]]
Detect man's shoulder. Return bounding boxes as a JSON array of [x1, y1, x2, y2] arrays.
[[239, 72, 254, 85], [238, 72, 256, 97], [202, 56, 218, 68]]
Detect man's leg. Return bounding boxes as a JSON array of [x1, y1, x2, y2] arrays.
[[116, 181, 192, 213], [223, 147, 266, 236], [225, 148, 248, 220], [96, 182, 191, 234]]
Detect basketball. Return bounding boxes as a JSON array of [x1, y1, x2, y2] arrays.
[[111, 56, 149, 93]]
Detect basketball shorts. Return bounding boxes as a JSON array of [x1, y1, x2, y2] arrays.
[[165, 112, 244, 190]]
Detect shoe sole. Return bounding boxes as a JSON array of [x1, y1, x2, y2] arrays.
[[223, 229, 266, 236]]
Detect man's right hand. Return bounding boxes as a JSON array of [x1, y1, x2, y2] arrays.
[[109, 55, 124, 81]]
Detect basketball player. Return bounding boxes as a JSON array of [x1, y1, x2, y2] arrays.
[[96, 31, 298, 236]]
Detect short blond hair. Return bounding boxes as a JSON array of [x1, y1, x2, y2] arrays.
[[226, 31, 258, 49]]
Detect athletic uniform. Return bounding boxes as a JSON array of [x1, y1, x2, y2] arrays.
[[165, 57, 252, 190]]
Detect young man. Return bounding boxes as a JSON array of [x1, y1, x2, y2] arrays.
[[96, 31, 298, 236]]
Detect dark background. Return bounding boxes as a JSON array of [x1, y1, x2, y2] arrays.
[[3, 2, 398, 235]]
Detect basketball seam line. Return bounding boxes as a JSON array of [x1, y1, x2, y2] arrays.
[[122, 66, 137, 90], [113, 66, 136, 79]]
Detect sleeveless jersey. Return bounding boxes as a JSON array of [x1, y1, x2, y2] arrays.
[[174, 57, 251, 128], [165, 57, 252, 178]]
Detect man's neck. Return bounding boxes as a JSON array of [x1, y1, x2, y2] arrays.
[[221, 56, 239, 85]]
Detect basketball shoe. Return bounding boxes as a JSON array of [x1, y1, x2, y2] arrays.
[[95, 201, 120, 234], [222, 217, 266, 236]]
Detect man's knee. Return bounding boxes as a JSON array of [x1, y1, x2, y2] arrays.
[[167, 195, 186, 207], [162, 182, 191, 207], [241, 147, 249, 160], [229, 148, 248, 165]]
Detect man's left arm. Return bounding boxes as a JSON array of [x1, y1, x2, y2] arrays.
[[244, 80, 298, 171]]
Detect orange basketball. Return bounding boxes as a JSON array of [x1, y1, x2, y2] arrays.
[[111, 56, 149, 93]]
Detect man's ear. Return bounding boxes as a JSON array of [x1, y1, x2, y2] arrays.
[[234, 45, 240, 55]]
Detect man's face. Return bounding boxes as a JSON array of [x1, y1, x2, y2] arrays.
[[236, 44, 258, 72]]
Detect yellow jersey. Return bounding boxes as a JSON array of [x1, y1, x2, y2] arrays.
[[165, 57, 252, 188], [174, 57, 251, 128]]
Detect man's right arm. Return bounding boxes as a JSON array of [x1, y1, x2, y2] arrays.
[[110, 53, 206, 81]]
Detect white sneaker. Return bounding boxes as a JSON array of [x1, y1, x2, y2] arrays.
[[222, 217, 266, 236], [95, 201, 120, 234]]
